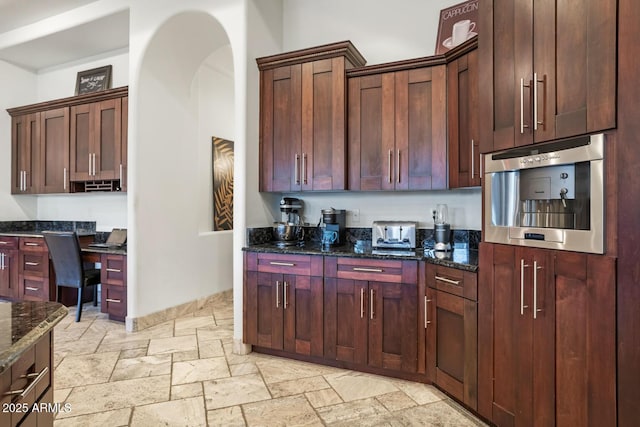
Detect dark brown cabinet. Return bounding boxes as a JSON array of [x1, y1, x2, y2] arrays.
[[244, 252, 324, 357], [348, 62, 447, 190], [18, 237, 51, 302], [257, 42, 366, 192], [478, 243, 616, 426], [424, 263, 478, 410], [0, 237, 19, 300], [324, 257, 418, 373], [447, 43, 480, 188], [70, 98, 122, 182], [100, 254, 127, 321], [40, 107, 70, 193], [10, 113, 40, 194], [479, 0, 616, 151]]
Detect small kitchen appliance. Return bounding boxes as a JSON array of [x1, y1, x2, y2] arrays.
[[372, 221, 417, 256], [321, 208, 346, 248], [433, 204, 452, 251], [272, 197, 304, 247]]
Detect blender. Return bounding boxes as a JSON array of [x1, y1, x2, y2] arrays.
[[433, 204, 452, 251]]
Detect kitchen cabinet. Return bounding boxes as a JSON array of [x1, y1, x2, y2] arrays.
[[348, 61, 447, 190], [447, 43, 480, 188], [424, 263, 478, 410], [0, 237, 19, 300], [10, 113, 39, 194], [324, 257, 418, 373], [18, 237, 51, 302], [478, 0, 616, 151], [244, 252, 324, 357], [257, 41, 366, 192], [478, 242, 616, 426], [120, 96, 128, 191], [70, 97, 122, 182], [40, 107, 71, 193], [100, 254, 127, 321]]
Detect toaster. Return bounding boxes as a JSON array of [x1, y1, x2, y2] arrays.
[[372, 221, 418, 249]]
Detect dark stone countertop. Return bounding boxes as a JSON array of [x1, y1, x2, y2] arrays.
[[243, 243, 478, 272], [0, 230, 96, 238], [0, 301, 68, 374]]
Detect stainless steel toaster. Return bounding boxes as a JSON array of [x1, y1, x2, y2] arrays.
[[372, 221, 418, 249]]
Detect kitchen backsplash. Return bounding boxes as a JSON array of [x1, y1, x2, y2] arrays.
[[0, 220, 96, 233], [247, 226, 481, 250]]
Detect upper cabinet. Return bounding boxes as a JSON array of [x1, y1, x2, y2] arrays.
[[8, 87, 128, 194], [347, 59, 447, 191], [479, 0, 617, 152], [257, 41, 366, 192]]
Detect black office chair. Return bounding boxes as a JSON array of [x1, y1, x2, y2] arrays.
[[42, 231, 100, 322]]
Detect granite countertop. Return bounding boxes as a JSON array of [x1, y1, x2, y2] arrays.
[[243, 243, 478, 272], [0, 301, 68, 374], [0, 230, 96, 238]]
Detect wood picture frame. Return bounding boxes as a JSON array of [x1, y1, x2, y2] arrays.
[[75, 65, 112, 95], [435, 0, 479, 54]]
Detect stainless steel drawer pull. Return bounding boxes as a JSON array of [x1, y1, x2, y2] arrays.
[[520, 259, 529, 315], [388, 150, 393, 183], [533, 261, 543, 319], [105, 298, 122, 303], [425, 296, 432, 328], [25, 287, 39, 291], [25, 262, 40, 266], [435, 275, 461, 285], [360, 288, 365, 319], [294, 153, 300, 185], [353, 267, 383, 273], [25, 242, 40, 246], [269, 262, 295, 267], [370, 288, 375, 319], [0, 241, 8, 244], [106, 268, 122, 273], [275, 281, 280, 308], [283, 281, 289, 309], [471, 140, 475, 178], [3, 367, 49, 400]]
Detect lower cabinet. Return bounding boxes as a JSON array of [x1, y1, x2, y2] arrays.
[[323, 257, 418, 374], [18, 237, 51, 302], [100, 254, 127, 321], [244, 252, 324, 357], [478, 243, 616, 426], [0, 237, 19, 300], [425, 263, 478, 411]]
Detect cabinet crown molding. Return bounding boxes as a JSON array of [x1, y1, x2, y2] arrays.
[[7, 86, 128, 117], [257, 40, 366, 70]]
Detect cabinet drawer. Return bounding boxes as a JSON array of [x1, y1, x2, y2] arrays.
[[326, 257, 417, 284], [19, 252, 49, 277], [19, 276, 50, 301], [102, 285, 127, 320], [248, 253, 322, 276], [101, 254, 126, 286], [0, 236, 18, 250], [426, 263, 477, 301], [19, 237, 47, 252]]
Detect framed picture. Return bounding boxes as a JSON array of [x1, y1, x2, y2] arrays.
[[212, 137, 234, 231], [75, 65, 112, 95], [435, 0, 479, 55]]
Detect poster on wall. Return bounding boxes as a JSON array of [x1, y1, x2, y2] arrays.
[[212, 137, 234, 231], [435, 0, 479, 55]]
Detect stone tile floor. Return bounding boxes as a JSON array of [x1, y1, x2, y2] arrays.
[[52, 293, 488, 426]]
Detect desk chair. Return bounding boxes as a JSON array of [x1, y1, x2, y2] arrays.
[[42, 231, 100, 322]]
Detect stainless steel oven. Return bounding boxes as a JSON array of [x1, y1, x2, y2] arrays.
[[483, 133, 605, 254]]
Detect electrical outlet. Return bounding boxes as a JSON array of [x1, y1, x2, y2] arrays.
[[352, 209, 360, 223]]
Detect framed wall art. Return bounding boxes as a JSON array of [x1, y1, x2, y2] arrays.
[[435, 0, 479, 54], [75, 65, 113, 95], [212, 136, 234, 231]]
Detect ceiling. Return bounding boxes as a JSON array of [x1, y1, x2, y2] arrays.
[[0, 0, 129, 71]]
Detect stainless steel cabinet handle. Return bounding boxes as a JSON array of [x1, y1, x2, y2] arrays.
[[360, 288, 365, 319], [93, 153, 97, 176], [353, 267, 383, 273], [283, 281, 289, 309], [424, 296, 432, 328], [25, 242, 40, 247], [388, 150, 393, 183], [435, 275, 461, 286], [370, 288, 375, 319], [120, 164, 123, 183], [520, 259, 529, 315], [25, 261, 39, 266], [0, 241, 7, 244], [3, 367, 48, 400], [302, 153, 307, 185], [275, 281, 280, 308], [1, 253, 4, 270], [520, 78, 531, 133], [534, 73, 545, 130], [471, 140, 475, 178], [63, 167, 67, 190], [294, 153, 300, 185], [479, 153, 483, 177], [270, 261, 295, 267], [533, 261, 543, 319], [25, 286, 39, 291], [106, 268, 122, 273], [396, 150, 400, 183], [105, 298, 121, 303], [89, 154, 93, 176]]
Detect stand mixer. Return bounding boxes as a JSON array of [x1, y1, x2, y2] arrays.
[[272, 197, 304, 247]]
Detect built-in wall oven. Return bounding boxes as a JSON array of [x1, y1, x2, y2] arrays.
[[484, 133, 605, 254]]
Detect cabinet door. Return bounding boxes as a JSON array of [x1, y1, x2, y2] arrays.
[[94, 98, 122, 180], [301, 58, 348, 191], [0, 250, 19, 300], [120, 96, 128, 191], [283, 275, 323, 357], [259, 65, 302, 192], [40, 107, 70, 193], [395, 66, 447, 190], [323, 277, 368, 365], [11, 113, 40, 194], [448, 50, 480, 188], [245, 271, 284, 350], [348, 73, 395, 190], [70, 104, 92, 181], [368, 281, 418, 373]]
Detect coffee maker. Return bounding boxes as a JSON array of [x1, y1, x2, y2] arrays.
[[321, 208, 346, 248], [433, 204, 452, 251]]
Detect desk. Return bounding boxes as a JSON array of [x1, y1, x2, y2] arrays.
[[81, 247, 127, 321]]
